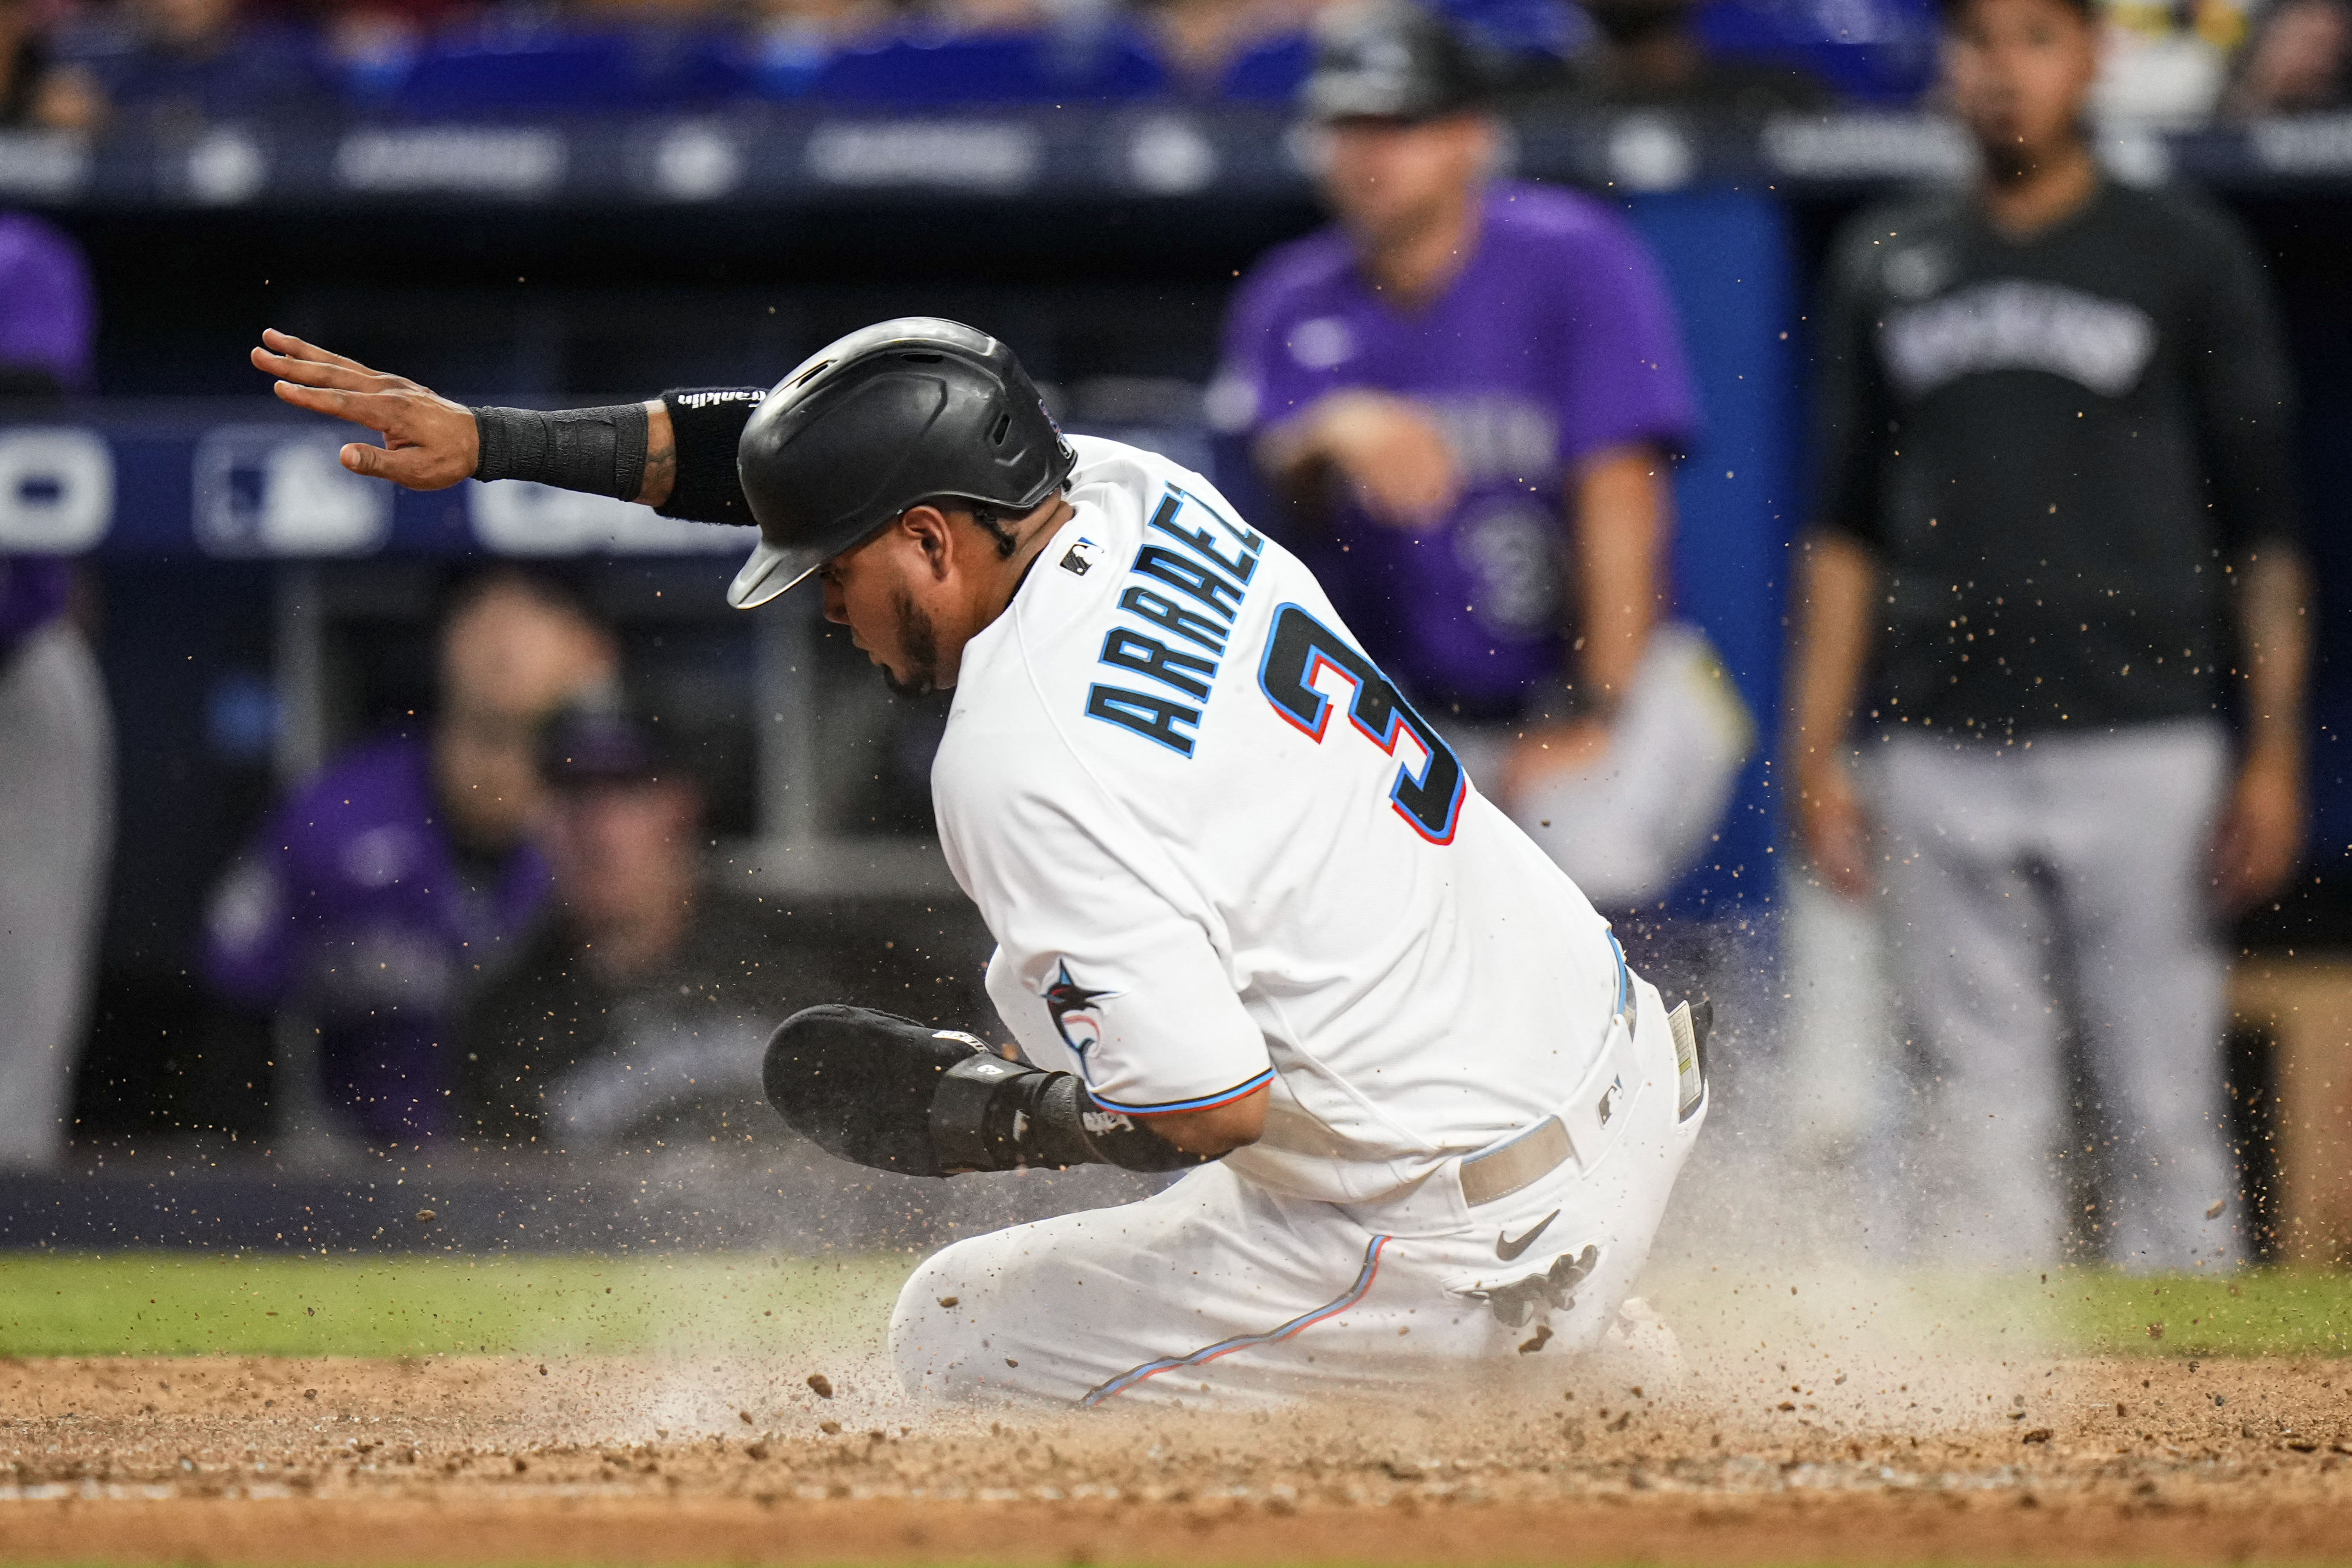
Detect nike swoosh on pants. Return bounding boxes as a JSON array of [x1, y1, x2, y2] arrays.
[[1495, 1209, 1560, 1261]]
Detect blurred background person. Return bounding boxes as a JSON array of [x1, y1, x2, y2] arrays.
[[457, 704, 767, 1152], [1134, 0, 1311, 91], [1531, 0, 1835, 114], [2223, 0, 2352, 113], [64, 0, 330, 133], [1213, 0, 1750, 939], [0, 0, 102, 128], [458, 706, 985, 1153], [0, 209, 108, 1171], [737, 0, 903, 91], [202, 571, 618, 1147], [1788, 0, 2306, 1269], [2096, 0, 2251, 123]]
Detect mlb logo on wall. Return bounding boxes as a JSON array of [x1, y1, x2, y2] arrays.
[[193, 428, 390, 557]]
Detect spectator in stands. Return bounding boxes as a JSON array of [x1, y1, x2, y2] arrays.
[[924, 0, 1044, 32], [723, 0, 900, 100], [0, 212, 109, 1171], [0, 0, 102, 128], [2095, 0, 2247, 124], [203, 571, 618, 1146], [2225, 0, 2351, 113], [1788, 0, 2306, 1268], [747, 0, 900, 56], [66, 0, 328, 132], [1528, 0, 1832, 114], [1135, 0, 1311, 90], [1213, 0, 1748, 919], [458, 707, 982, 1150]]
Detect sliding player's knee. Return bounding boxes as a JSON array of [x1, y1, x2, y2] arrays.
[[890, 1231, 1032, 1402]]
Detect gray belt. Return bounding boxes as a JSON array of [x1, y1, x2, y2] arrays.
[[1456, 934, 1705, 1208]]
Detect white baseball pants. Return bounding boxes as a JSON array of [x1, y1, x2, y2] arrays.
[[891, 976, 1703, 1407], [1866, 720, 2240, 1271]]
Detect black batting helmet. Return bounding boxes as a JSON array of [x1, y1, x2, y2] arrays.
[[726, 318, 1076, 609]]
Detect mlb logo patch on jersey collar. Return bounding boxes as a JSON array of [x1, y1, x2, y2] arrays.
[[1059, 537, 1105, 577]]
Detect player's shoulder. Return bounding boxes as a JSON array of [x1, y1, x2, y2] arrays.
[[261, 732, 441, 883], [1826, 188, 1968, 294], [285, 733, 431, 825], [1008, 435, 1263, 675], [1839, 186, 1968, 245], [2101, 179, 2258, 265], [1231, 223, 1358, 320], [1481, 178, 1642, 251], [951, 436, 1277, 786], [1477, 181, 1676, 310], [1063, 432, 1196, 509]]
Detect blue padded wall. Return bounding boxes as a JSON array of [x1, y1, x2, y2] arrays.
[[1624, 187, 1801, 921]]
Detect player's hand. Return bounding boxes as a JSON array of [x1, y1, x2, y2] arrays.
[[1793, 755, 1873, 900], [1306, 390, 1461, 530], [251, 328, 479, 490], [1497, 718, 1613, 811], [2211, 746, 2304, 910]]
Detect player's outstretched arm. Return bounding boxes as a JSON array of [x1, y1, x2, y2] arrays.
[[251, 328, 683, 507], [762, 1006, 1228, 1177]]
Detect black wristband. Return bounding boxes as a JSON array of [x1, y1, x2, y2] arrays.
[[470, 402, 650, 502], [656, 387, 767, 524], [1067, 1088, 1213, 1173], [929, 1056, 1206, 1174]]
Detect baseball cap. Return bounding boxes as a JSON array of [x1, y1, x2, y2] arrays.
[[1304, 0, 1490, 123]]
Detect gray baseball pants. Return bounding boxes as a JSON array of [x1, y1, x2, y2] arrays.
[[1865, 720, 2240, 1271], [0, 622, 113, 1168]]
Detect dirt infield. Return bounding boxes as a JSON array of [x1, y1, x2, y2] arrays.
[[5, 1352, 2352, 1563]]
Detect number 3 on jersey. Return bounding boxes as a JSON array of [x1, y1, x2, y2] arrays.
[[1256, 603, 1466, 845]]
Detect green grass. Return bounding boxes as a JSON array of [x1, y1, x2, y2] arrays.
[[7, 1253, 2352, 1361], [0, 1252, 917, 1359], [2053, 1268, 2352, 1358]]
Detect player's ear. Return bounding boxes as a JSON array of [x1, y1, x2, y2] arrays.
[[901, 504, 956, 580]]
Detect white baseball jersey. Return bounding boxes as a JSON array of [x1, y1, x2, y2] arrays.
[[935, 435, 1622, 1206]]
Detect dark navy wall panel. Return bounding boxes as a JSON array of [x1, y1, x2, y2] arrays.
[[1626, 188, 1799, 920]]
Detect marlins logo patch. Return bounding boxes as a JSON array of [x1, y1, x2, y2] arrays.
[[1042, 960, 1120, 1077]]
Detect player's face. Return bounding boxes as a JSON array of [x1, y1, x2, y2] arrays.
[[1317, 114, 1494, 248], [820, 528, 944, 697], [550, 780, 698, 928], [1944, 0, 2101, 174], [432, 586, 616, 849]]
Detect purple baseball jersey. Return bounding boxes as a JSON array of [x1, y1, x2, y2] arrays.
[[203, 735, 552, 1142], [1213, 180, 1696, 718], [0, 211, 96, 659]]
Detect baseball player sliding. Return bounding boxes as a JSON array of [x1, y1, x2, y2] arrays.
[[253, 316, 1710, 1406]]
